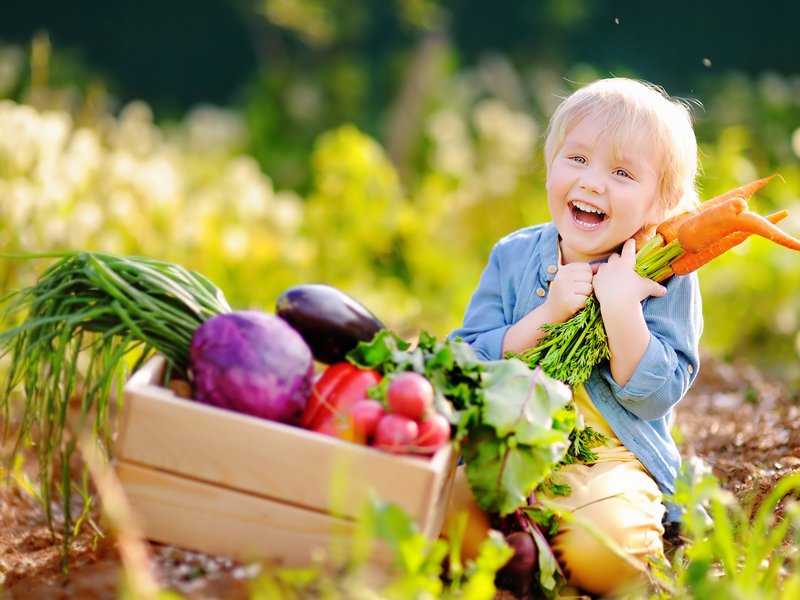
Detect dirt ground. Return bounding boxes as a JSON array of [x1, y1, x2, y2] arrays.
[[1, 355, 798, 599]]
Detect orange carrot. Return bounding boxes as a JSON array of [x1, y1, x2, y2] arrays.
[[656, 174, 776, 243], [730, 211, 800, 251], [676, 197, 749, 251], [656, 213, 692, 244], [697, 174, 776, 209], [671, 210, 789, 276], [657, 212, 696, 244]]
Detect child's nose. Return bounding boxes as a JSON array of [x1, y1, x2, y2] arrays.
[[579, 174, 604, 194]]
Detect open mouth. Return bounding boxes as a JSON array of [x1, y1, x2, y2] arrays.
[[570, 200, 607, 228]]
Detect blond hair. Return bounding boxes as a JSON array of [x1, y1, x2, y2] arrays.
[[544, 78, 699, 220]]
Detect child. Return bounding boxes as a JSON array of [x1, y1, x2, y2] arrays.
[[446, 77, 703, 596]]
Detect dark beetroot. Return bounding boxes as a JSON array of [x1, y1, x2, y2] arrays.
[[495, 530, 538, 599]]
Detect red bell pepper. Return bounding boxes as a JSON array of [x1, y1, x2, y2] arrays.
[[300, 362, 357, 428], [301, 362, 382, 433]]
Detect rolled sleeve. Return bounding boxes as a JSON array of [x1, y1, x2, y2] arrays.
[[455, 324, 512, 361], [599, 273, 702, 420]]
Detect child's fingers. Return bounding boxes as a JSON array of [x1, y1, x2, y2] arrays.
[[621, 238, 637, 263], [646, 279, 668, 298], [573, 281, 593, 297], [557, 261, 594, 282]]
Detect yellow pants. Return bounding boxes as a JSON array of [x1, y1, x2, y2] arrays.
[[543, 384, 666, 595]]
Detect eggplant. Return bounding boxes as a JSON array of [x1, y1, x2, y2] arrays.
[[275, 283, 385, 364]]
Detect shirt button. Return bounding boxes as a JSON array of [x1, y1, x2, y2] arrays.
[[687, 364, 694, 374], [536, 287, 546, 297], [547, 264, 558, 275]]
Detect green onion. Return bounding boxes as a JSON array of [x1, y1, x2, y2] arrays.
[[0, 251, 231, 558]]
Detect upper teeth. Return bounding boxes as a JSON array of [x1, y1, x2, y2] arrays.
[[572, 200, 605, 215]]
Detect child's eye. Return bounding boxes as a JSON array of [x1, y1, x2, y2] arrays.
[[568, 155, 587, 164], [613, 168, 633, 179]]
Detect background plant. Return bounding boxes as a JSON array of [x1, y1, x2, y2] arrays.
[[652, 459, 800, 599]]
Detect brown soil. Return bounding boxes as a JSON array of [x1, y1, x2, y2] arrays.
[[1, 355, 798, 599]]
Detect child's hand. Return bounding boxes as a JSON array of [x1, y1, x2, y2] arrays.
[[543, 262, 595, 323], [593, 239, 666, 309]]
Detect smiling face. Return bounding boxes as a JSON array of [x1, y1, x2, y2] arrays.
[[546, 113, 662, 264]]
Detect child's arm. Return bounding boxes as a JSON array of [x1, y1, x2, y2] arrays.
[[592, 239, 667, 386], [502, 262, 595, 354]]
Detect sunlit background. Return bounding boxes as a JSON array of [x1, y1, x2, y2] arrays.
[[1, 0, 799, 385]]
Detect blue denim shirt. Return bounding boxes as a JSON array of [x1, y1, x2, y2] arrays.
[[450, 221, 703, 521]]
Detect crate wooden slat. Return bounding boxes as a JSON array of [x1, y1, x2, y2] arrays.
[[115, 356, 457, 563], [116, 461, 394, 567]]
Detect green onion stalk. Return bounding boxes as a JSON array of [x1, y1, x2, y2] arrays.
[[512, 236, 685, 386], [0, 251, 231, 559]]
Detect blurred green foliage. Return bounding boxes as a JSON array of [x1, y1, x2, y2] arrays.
[[0, 8, 799, 388]]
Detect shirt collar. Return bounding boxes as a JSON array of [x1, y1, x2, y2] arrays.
[[542, 221, 611, 276]]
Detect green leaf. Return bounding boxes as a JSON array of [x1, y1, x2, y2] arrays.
[[368, 499, 428, 574], [456, 530, 515, 599], [366, 497, 451, 598], [481, 359, 572, 445], [530, 524, 564, 595], [462, 426, 567, 515], [346, 329, 405, 369]]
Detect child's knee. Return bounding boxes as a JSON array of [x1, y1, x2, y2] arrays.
[[551, 501, 664, 596], [551, 525, 646, 596]]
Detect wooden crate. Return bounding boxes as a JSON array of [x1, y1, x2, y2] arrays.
[[115, 356, 457, 567]]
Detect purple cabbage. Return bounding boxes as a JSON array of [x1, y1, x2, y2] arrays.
[[189, 311, 314, 425]]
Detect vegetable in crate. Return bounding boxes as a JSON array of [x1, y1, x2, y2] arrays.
[[346, 330, 572, 598], [190, 311, 314, 425], [276, 283, 385, 364], [374, 413, 419, 454], [375, 370, 451, 455], [414, 412, 451, 454], [387, 371, 434, 420], [302, 360, 452, 455], [301, 361, 382, 433]]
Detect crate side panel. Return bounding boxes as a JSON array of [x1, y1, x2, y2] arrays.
[[116, 461, 394, 568], [418, 455, 458, 539]]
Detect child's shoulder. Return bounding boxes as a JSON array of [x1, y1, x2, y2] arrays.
[[496, 221, 556, 249]]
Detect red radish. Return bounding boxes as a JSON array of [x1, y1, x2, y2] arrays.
[[387, 371, 434, 420], [415, 412, 451, 454], [374, 414, 418, 454], [347, 398, 386, 442]]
